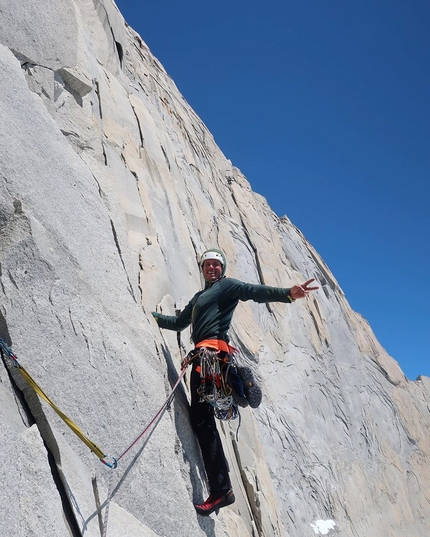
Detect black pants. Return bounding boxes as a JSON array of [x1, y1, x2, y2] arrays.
[[189, 364, 232, 494]]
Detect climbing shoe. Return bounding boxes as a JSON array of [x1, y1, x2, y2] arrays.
[[228, 367, 249, 408], [195, 489, 235, 516], [237, 366, 262, 408]]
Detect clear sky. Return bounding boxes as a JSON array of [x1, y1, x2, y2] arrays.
[[115, 0, 429, 380]]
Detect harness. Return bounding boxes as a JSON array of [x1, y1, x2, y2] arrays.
[[188, 339, 239, 421]]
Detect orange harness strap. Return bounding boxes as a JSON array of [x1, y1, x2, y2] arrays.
[[195, 339, 238, 354], [194, 340, 238, 374]]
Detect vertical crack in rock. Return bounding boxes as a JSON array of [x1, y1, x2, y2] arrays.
[[0, 324, 35, 428], [229, 186, 273, 314], [110, 219, 137, 302], [91, 474, 105, 536], [311, 299, 329, 347], [231, 435, 263, 536], [89, 171, 105, 201], [130, 101, 144, 149], [183, 125, 202, 158], [46, 444, 82, 537], [160, 144, 171, 170], [0, 263, 6, 295], [0, 334, 81, 536], [306, 246, 338, 293], [94, 79, 103, 120], [93, 79, 108, 166], [115, 41, 123, 67], [92, 0, 124, 68], [102, 143, 108, 166]]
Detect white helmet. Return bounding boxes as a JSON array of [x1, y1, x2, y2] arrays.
[[200, 249, 227, 277]]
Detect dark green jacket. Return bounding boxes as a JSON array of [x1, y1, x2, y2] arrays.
[[153, 277, 294, 344]]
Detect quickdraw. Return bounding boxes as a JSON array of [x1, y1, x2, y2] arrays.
[[0, 336, 190, 537], [195, 347, 239, 421]]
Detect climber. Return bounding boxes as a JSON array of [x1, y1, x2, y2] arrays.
[[152, 249, 318, 516]]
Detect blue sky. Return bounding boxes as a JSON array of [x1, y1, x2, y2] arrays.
[[115, 0, 429, 380]]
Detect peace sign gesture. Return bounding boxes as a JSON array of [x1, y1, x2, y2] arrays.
[[289, 278, 319, 300]]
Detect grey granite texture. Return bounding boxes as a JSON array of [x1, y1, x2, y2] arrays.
[[0, 1, 428, 536]]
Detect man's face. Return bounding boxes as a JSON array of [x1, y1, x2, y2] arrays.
[[202, 259, 223, 282]]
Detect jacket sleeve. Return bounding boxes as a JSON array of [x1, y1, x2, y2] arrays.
[[152, 299, 194, 332], [224, 278, 294, 303]]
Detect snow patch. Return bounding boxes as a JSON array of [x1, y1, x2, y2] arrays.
[[310, 519, 336, 535]]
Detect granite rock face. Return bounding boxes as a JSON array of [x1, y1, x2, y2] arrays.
[[0, 1, 429, 536]]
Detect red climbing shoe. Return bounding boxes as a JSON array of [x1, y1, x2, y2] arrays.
[[194, 489, 235, 516]]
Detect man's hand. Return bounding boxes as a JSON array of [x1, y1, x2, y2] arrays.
[[289, 278, 319, 300]]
